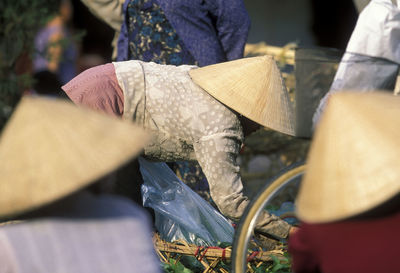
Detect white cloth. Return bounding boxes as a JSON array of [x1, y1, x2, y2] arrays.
[[312, 0, 400, 128], [347, 0, 400, 63]]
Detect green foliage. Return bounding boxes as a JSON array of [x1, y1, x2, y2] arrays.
[[265, 254, 291, 273], [179, 256, 205, 273], [160, 251, 292, 273], [0, 0, 59, 130], [162, 258, 194, 273]]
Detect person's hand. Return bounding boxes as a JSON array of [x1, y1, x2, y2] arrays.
[[288, 226, 299, 237]]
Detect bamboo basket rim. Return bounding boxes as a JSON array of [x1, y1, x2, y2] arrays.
[[153, 233, 287, 273]]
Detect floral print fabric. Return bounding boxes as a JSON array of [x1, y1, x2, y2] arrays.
[[126, 0, 197, 65]]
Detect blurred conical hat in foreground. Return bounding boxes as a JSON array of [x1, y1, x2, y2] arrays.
[[0, 96, 150, 218], [297, 91, 400, 223], [189, 56, 295, 136]]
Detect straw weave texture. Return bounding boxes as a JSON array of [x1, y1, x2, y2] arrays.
[[0, 96, 150, 218], [297, 91, 400, 223], [189, 56, 295, 136]]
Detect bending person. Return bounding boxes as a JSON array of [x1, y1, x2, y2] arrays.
[[62, 56, 297, 239], [80, 0, 251, 194]]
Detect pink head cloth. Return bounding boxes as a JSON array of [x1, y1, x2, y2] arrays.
[[62, 63, 124, 116]]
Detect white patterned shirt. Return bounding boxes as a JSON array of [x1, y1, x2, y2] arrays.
[[113, 60, 291, 238]]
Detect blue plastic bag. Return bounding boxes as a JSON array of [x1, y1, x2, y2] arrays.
[[139, 157, 234, 246]]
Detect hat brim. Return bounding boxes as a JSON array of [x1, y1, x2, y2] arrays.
[[0, 96, 150, 218], [189, 56, 295, 136], [296, 91, 400, 223]]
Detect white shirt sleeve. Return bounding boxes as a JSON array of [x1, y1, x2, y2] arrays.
[[347, 0, 400, 63], [194, 133, 292, 238]]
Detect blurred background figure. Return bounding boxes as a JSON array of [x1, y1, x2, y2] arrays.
[[33, 0, 78, 95], [61, 56, 297, 241], [312, 0, 400, 128], [289, 91, 400, 273], [0, 96, 160, 273]]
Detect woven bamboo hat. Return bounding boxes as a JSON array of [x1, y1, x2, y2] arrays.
[[296, 91, 400, 223], [189, 56, 295, 136], [0, 96, 150, 218]]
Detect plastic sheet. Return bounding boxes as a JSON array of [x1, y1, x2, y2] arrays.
[[294, 47, 343, 138], [139, 157, 234, 246]]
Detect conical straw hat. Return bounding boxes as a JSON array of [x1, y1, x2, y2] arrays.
[[297, 91, 400, 223], [189, 56, 295, 136], [0, 96, 151, 218]]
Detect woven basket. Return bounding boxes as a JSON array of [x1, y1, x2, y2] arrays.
[[153, 233, 287, 273]]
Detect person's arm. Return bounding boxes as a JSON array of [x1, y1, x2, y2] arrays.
[[213, 0, 251, 61], [193, 133, 291, 239], [80, 0, 124, 32], [157, 0, 227, 66]]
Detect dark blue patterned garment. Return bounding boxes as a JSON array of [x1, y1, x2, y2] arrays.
[[125, 0, 197, 65], [117, 0, 251, 67]]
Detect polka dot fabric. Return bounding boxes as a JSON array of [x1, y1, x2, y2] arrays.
[[114, 60, 291, 238]]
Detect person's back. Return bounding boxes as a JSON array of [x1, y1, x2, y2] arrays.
[[0, 192, 160, 273], [133, 61, 241, 159]]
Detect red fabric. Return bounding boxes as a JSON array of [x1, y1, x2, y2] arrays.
[[61, 63, 124, 117], [288, 212, 400, 273]]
